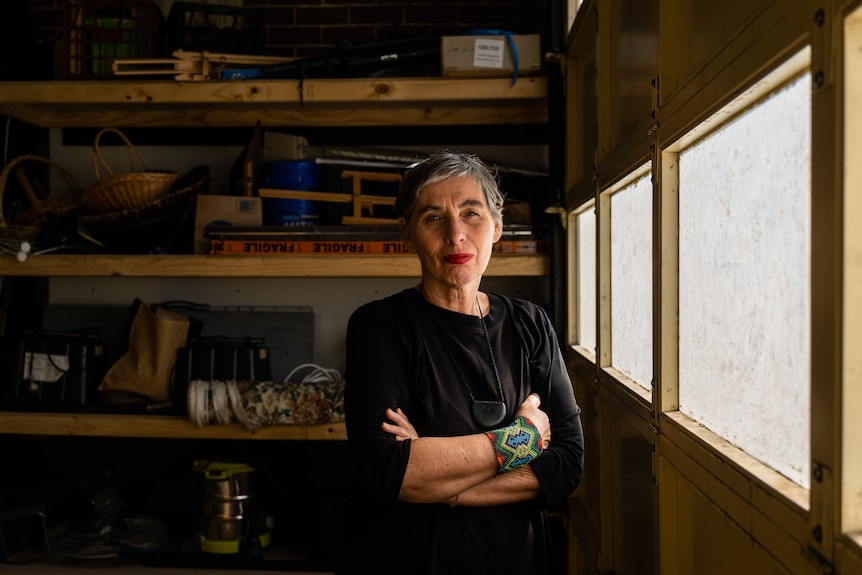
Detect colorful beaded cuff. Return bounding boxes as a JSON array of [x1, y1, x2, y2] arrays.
[[485, 415, 544, 474]]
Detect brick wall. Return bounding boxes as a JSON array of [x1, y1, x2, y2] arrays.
[[250, 0, 548, 58], [17, 0, 548, 79]]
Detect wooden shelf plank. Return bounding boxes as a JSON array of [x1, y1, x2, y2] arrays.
[[0, 563, 325, 575], [0, 77, 546, 106], [0, 411, 346, 440], [0, 254, 548, 277], [18, 105, 547, 128], [0, 77, 548, 128]]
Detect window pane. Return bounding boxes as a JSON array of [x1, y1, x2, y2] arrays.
[[577, 205, 596, 354], [610, 170, 653, 390], [568, 0, 583, 33], [677, 72, 811, 488]]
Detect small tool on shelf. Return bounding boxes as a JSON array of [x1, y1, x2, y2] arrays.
[[259, 170, 401, 226], [112, 50, 297, 81]]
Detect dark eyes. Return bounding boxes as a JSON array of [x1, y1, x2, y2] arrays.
[[423, 211, 480, 224]]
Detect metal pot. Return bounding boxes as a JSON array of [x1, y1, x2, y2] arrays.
[[194, 459, 271, 554]]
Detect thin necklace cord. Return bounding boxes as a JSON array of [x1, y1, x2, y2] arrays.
[[476, 294, 506, 405]]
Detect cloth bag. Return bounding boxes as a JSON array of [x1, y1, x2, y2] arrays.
[[187, 378, 346, 429], [98, 299, 191, 403]]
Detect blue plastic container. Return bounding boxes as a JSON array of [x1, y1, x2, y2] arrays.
[[261, 161, 323, 226]]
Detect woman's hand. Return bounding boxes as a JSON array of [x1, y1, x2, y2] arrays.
[[515, 393, 551, 448], [382, 407, 419, 441]]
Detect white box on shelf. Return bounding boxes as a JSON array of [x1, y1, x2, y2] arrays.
[[194, 195, 262, 254], [441, 34, 541, 78]]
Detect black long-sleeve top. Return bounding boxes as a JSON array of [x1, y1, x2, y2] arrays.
[[338, 288, 584, 575]]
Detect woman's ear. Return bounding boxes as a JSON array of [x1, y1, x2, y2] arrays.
[[493, 219, 503, 243]]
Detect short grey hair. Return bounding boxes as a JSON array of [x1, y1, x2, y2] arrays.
[[395, 150, 504, 226]]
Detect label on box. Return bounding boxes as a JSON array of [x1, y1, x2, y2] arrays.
[[24, 352, 69, 383], [473, 38, 505, 68]]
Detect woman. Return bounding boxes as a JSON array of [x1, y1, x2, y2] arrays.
[[340, 151, 584, 574]]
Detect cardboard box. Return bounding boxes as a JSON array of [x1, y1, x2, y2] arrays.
[[441, 34, 541, 78], [194, 195, 262, 254]]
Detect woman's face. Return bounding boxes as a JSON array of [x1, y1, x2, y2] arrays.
[[401, 175, 502, 293]]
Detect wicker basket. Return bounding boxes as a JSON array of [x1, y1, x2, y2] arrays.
[[79, 164, 210, 254], [81, 127, 178, 214], [80, 164, 210, 226], [0, 154, 84, 241]]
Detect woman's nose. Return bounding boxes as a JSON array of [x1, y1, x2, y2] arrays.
[[444, 217, 466, 243]]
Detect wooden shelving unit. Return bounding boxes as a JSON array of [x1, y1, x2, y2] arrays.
[[0, 75, 550, 282], [0, 76, 549, 441]]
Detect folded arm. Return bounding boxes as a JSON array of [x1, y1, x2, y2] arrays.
[[386, 394, 550, 505]]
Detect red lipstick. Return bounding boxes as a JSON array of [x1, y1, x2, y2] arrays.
[[443, 253, 473, 264]]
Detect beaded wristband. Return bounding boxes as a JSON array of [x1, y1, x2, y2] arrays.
[[485, 415, 545, 474]]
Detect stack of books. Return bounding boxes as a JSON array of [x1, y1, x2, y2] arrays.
[[205, 225, 548, 256]]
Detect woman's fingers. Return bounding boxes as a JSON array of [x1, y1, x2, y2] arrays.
[[515, 394, 550, 448], [382, 407, 419, 440]]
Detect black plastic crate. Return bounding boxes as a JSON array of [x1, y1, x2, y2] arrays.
[[172, 339, 272, 415], [0, 332, 108, 409], [62, 0, 165, 78], [167, 1, 263, 55]]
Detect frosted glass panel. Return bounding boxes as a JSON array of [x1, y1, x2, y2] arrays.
[[610, 171, 653, 390], [678, 72, 811, 488], [568, 0, 583, 33], [843, 5, 862, 531], [577, 206, 597, 353]]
